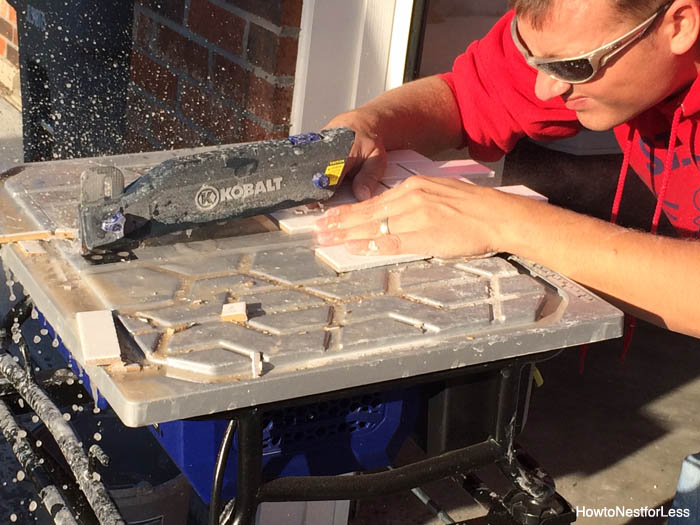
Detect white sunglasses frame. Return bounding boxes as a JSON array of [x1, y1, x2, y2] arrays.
[[511, 1, 672, 84]]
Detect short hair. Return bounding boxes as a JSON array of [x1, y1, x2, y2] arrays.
[[509, 0, 667, 29]]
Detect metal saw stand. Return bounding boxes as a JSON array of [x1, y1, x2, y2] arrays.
[[212, 355, 575, 525], [0, 296, 127, 525]]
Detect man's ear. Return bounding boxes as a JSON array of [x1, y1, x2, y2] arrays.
[[668, 0, 700, 55]]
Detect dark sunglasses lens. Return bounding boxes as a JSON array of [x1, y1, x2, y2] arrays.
[[540, 59, 594, 82]]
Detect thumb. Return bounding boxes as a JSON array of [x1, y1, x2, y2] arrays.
[[352, 152, 387, 201]]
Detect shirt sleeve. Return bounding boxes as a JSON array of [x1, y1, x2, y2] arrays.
[[438, 10, 582, 161]]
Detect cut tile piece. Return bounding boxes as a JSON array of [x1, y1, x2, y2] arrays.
[[386, 150, 431, 163], [495, 185, 548, 201], [221, 302, 248, 323], [381, 159, 493, 187], [76, 310, 122, 366], [315, 245, 429, 273]]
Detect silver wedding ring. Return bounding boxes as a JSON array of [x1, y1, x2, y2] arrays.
[[379, 217, 390, 235]]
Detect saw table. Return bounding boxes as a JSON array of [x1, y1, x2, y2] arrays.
[[0, 147, 623, 525]]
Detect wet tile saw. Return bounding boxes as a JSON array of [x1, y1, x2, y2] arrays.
[[78, 127, 355, 253]]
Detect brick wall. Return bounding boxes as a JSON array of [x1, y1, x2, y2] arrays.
[[125, 0, 302, 153], [0, 0, 19, 107]]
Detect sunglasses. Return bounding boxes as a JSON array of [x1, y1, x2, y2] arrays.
[[511, 1, 672, 84]]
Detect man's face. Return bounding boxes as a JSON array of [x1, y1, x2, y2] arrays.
[[517, 0, 683, 130]]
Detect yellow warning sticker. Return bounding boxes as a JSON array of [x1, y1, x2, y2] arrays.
[[324, 159, 345, 185]]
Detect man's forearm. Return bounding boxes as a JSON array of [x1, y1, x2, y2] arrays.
[[500, 195, 700, 336], [349, 76, 465, 155]]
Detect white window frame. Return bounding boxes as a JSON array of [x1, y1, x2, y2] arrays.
[[290, 0, 415, 134]]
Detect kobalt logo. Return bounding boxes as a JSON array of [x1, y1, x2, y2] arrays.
[[195, 177, 284, 211], [195, 185, 220, 210]]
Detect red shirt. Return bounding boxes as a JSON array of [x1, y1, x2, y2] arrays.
[[440, 10, 700, 236]]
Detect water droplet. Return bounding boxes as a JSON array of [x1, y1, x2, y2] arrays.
[[63, 413, 71, 421], [33, 336, 41, 344], [28, 501, 37, 512], [35, 440, 42, 448], [10, 513, 17, 522], [16, 470, 25, 481]]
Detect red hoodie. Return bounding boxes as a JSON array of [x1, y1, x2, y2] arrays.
[[440, 10, 700, 237]]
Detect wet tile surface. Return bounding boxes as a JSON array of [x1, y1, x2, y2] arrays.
[[74, 247, 550, 382]]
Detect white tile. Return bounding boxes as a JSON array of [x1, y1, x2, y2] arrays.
[[381, 159, 493, 187], [76, 310, 122, 366], [495, 185, 548, 202], [315, 244, 429, 272], [221, 302, 248, 323], [386, 150, 431, 163]]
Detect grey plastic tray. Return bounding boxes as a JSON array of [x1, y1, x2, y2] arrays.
[[0, 149, 623, 426]]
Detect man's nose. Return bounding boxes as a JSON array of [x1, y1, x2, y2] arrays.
[[534, 71, 572, 100]]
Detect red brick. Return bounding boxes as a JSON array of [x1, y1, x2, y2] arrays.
[[136, 0, 186, 24], [131, 51, 178, 107], [188, 0, 245, 57], [0, 17, 11, 40], [227, 0, 302, 28], [247, 75, 293, 126], [276, 36, 298, 76], [8, 5, 16, 25], [241, 118, 275, 142], [212, 53, 249, 106], [155, 24, 209, 82], [134, 11, 154, 49], [0, 1, 7, 20], [122, 128, 157, 154], [180, 81, 241, 143], [0, 37, 5, 58], [246, 24, 298, 76], [280, 0, 302, 27], [149, 108, 205, 149], [5, 41, 17, 67], [126, 85, 157, 131], [11, 25, 16, 45]]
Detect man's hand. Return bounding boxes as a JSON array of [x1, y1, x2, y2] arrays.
[[315, 176, 511, 258], [322, 76, 466, 201], [324, 111, 388, 201]]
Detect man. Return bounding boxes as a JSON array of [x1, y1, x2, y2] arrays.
[[315, 0, 700, 340]]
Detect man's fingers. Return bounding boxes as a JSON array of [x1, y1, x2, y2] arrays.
[[316, 212, 415, 245], [345, 232, 430, 257], [352, 153, 387, 200]]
